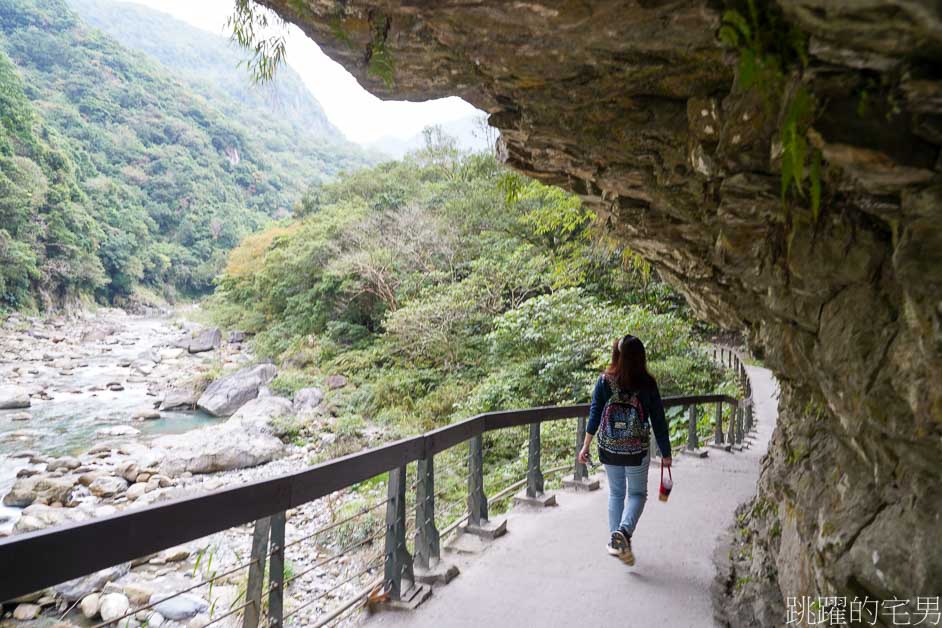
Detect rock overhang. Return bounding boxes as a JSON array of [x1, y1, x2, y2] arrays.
[[259, 0, 941, 620]]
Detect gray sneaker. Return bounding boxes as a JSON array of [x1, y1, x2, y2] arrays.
[[608, 530, 628, 558], [618, 530, 635, 566]]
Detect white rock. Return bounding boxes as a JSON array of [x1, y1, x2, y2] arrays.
[[292, 387, 324, 415], [158, 387, 198, 411], [47, 456, 81, 471], [154, 393, 288, 476], [13, 603, 41, 620], [151, 593, 209, 620], [196, 364, 277, 417], [89, 476, 129, 498], [80, 593, 102, 619], [0, 385, 30, 409], [123, 583, 154, 606], [118, 462, 141, 483], [126, 483, 148, 501], [186, 328, 221, 354], [99, 593, 131, 622]]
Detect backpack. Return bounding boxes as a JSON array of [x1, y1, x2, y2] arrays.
[[597, 374, 650, 457]]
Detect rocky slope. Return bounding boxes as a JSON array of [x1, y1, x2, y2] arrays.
[[257, 0, 941, 624]]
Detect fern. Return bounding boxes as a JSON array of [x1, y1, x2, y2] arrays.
[[366, 15, 395, 87], [329, 15, 355, 49], [719, 9, 751, 47], [719, 2, 823, 218]]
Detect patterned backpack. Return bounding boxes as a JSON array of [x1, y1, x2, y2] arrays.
[[597, 374, 649, 457]]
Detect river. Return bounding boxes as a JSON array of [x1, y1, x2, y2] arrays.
[[0, 308, 230, 532]]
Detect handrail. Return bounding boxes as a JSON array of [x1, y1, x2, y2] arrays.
[[0, 392, 740, 602]]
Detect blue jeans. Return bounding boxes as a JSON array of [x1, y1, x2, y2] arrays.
[[604, 456, 650, 535]]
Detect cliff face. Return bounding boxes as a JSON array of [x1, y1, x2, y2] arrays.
[[261, 0, 942, 622]]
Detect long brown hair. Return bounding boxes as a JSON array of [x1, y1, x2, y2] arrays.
[[605, 334, 656, 391]]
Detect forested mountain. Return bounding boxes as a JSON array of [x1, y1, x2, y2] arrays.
[[211, 146, 733, 449], [67, 0, 342, 143], [0, 51, 105, 308], [0, 0, 370, 310]]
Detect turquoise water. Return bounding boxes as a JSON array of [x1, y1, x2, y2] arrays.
[[0, 396, 221, 458], [0, 313, 228, 532]]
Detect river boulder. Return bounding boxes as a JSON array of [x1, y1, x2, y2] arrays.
[[158, 387, 199, 411], [196, 364, 277, 417], [186, 328, 221, 354], [16, 503, 91, 535], [154, 394, 288, 476], [151, 594, 209, 621], [3, 475, 76, 507], [293, 387, 324, 415], [131, 407, 161, 420], [88, 476, 129, 498], [0, 385, 30, 409], [98, 593, 130, 622], [230, 395, 293, 423]]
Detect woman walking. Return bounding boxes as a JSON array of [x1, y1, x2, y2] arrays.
[[578, 334, 672, 565]]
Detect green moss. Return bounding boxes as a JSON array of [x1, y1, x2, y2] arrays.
[[366, 14, 395, 88], [328, 14, 355, 49], [719, 0, 822, 216], [269, 369, 317, 397], [785, 446, 806, 465]]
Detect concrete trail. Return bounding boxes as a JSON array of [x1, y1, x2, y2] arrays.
[[368, 366, 778, 628]]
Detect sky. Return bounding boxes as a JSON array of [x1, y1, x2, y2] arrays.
[[123, 0, 482, 145]]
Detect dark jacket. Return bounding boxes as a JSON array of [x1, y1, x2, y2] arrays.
[[586, 374, 672, 466]]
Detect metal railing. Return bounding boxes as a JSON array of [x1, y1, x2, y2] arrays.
[[0, 354, 757, 625]]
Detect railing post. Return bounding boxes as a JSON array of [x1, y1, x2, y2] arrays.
[[526, 422, 544, 497], [267, 512, 285, 628], [727, 402, 737, 447], [384, 465, 413, 601], [467, 435, 488, 527], [414, 456, 438, 571], [709, 400, 732, 452], [413, 456, 458, 585], [243, 517, 271, 628], [463, 434, 507, 539], [681, 404, 708, 457], [563, 416, 599, 491], [714, 401, 724, 445], [736, 404, 745, 445], [686, 404, 698, 451], [514, 423, 557, 507]]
